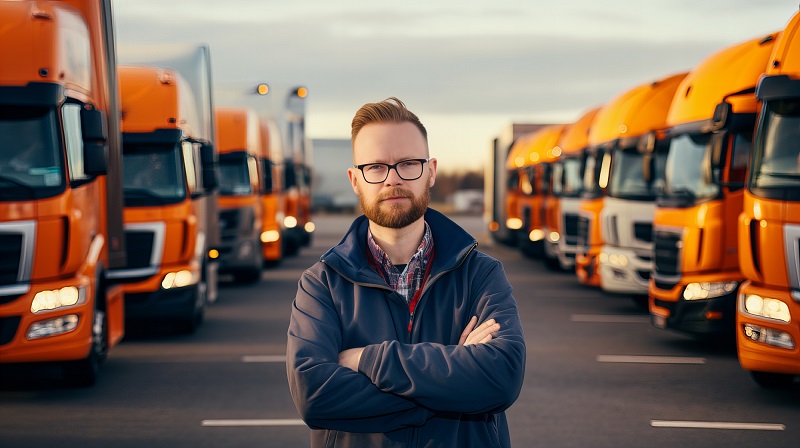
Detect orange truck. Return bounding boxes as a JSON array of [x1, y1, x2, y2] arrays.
[[0, 0, 125, 385], [649, 33, 777, 336], [504, 133, 534, 246], [486, 124, 546, 245], [215, 107, 265, 283], [553, 107, 601, 271], [517, 124, 568, 261], [736, 10, 800, 388], [576, 73, 686, 290], [257, 117, 284, 266], [108, 65, 217, 333], [594, 73, 686, 298]]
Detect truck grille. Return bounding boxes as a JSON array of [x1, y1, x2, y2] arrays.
[[0, 233, 22, 287], [125, 230, 155, 269], [654, 230, 682, 277], [219, 209, 240, 242], [0, 316, 21, 346], [634, 223, 653, 243], [564, 213, 580, 245], [577, 216, 590, 255]]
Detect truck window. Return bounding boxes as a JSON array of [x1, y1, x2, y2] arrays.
[[63, 104, 89, 182], [728, 132, 752, 188], [0, 105, 62, 195], [218, 151, 253, 196]]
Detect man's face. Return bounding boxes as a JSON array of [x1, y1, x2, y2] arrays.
[[348, 122, 437, 229]]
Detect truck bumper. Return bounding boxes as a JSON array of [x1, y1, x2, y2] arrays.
[[124, 284, 199, 321], [598, 245, 651, 295], [649, 272, 741, 335]]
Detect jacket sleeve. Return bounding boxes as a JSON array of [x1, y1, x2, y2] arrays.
[[286, 268, 433, 432], [357, 259, 526, 414]]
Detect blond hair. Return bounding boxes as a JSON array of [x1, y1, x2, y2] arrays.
[[351, 97, 428, 146]]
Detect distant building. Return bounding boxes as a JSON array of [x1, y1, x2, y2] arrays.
[[310, 138, 359, 212]]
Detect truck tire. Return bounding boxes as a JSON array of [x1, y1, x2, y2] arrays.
[[63, 306, 107, 387]]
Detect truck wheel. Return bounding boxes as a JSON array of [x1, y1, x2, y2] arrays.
[[63, 307, 107, 387], [750, 371, 796, 389]]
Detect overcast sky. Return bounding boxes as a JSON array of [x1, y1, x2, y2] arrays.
[[112, 0, 797, 172]]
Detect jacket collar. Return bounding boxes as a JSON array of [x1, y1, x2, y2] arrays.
[[321, 208, 477, 286]]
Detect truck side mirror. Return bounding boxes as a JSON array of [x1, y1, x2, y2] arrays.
[[81, 108, 108, 176], [711, 102, 731, 130], [200, 142, 218, 192]]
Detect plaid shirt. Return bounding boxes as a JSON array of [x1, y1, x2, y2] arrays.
[[367, 223, 434, 331]]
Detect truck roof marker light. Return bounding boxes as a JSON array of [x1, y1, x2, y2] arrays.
[[514, 157, 524, 167], [618, 124, 627, 134], [208, 249, 219, 259], [256, 83, 270, 95], [529, 153, 540, 163], [158, 70, 175, 85], [552, 146, 562, 157], [489, 222, 500, 232], [294, 87, 308, 98]]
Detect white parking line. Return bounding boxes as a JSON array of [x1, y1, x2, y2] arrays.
[[651, 420, 785, 431], [242, 355, 286, 363], [597, 355, 706, 364], [202, 419, 306, 427], [571, 314, 650, 323]]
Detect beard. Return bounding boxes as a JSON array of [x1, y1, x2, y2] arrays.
[[357, 182, 430, 229]]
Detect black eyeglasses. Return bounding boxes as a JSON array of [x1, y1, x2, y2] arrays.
[[355, 158, 430, 184]]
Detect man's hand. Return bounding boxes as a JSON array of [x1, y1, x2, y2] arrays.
[[458, 316, 500, 345], [338, 347, 364, 371]]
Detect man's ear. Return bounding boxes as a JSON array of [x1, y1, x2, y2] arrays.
[[427, 158, 437, 187], [347, 168, 359, 194]]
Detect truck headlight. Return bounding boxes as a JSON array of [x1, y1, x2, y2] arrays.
[[304, 222, 315, 233], [284, 216, 298, 229], [682, 281, 738, 301], [529, 229, 545, 242], [261, 230, 280, 243], [742, 324, 795, 349], [742, 294, 791, 323], [30, 286, 86, 313], [162, 270, 199, 289], [506, 218, 523, 230]]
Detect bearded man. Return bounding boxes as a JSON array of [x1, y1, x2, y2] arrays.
[[286, 97, 526, 448]]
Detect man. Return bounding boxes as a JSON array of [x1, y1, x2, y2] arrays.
[[287, 97, 526, 447]]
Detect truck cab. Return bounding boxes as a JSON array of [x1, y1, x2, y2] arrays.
[[649, 34, 777, 336], [594, 73, 686, 297], [0, 0, 125, 385], [257, 117, 285, 266], [736, 10, 800, 388], [517, 124, 567, 260], [553, 107, 601, 271], [215, 107, 264, 283], [577, 73, 686, 290], [108, 66, 215, 333]]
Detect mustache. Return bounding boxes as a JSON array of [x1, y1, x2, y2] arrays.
[[377, 188, 414, 201]]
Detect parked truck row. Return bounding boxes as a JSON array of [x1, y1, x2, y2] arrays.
[[486, 8, 800, 389], [0, 0, 313, 386]]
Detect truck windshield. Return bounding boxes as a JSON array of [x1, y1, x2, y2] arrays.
[[122, 143, 186, 206], [608, 148, 666, 201], [561, 157, 583, 197], [0, 105, 64, 199], [750, 100, 800, 193], [664, 133, 718, 201], [218, 152, 253, 196]]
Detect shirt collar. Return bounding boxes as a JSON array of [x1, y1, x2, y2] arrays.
[[367, 222, 433, 272]]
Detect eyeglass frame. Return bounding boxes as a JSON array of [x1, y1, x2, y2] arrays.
[[354, 158, 431, 184]]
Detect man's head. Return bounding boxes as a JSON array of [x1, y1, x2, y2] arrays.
[[348, 98, 437, 229]]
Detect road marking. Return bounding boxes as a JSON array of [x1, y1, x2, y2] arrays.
[[571, 314, 650, 323], [651, 420, 785, 431], [242, 355, 286, 363], [202, 419, 306, 427], [597, 355, 706, 364]]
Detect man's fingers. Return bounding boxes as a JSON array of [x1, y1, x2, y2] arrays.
[[464, 319, 500, 345], [459, 316, 478, 345], [480, 333, 493, 344]]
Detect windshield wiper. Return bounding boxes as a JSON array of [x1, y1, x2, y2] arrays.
[[666, 187, 696, 199], [123, 188, 168, 204], [0, 175, 37, 197]]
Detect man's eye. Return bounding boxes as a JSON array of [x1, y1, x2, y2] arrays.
[[366, 164, 384, 171], [399, 161, 416, 168]]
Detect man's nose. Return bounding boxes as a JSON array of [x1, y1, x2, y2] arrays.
[[384, 166, 404, 185]]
